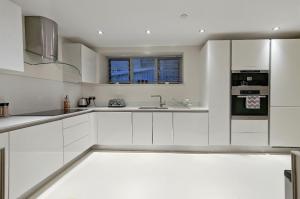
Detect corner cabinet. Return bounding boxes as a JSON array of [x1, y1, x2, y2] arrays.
[[62, 43, 97, 83], [0, 0, 24, 72], [9, 121, 63, 199], [232, 40, 270, 70]]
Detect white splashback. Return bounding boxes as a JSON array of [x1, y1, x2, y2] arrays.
[[0, 73, 82, 114]]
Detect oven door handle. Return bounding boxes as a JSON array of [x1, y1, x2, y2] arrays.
[[237, 95, 267, 98]]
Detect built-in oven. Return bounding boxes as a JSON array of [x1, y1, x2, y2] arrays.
[[231, 70, 269, 120]]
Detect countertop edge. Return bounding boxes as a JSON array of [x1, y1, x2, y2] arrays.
[[0, 107, 209, 134]]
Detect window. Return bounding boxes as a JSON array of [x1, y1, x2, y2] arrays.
[[109, 56, 182, 84]]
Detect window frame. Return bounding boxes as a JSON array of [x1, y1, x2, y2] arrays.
[[108, 55, 183, 84]]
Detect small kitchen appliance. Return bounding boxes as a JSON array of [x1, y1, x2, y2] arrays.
[[78, 97, 96, 107], [108, 99, 126, 107]]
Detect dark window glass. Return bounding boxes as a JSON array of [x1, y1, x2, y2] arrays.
[[108, 56, 182, 84], [132, 58, 156, 83], [109, 59, 130, 83], [158, 58, 182, 83]]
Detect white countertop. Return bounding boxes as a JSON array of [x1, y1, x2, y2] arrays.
[[0, 106, 208, 133]]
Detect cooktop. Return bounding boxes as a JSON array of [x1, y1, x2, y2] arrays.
[[15, 109, 85, 116]]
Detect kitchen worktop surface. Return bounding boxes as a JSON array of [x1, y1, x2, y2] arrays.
[[0, 106, 208, 133]]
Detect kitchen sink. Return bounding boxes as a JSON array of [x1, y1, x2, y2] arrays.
[[139, 106, 168, 109]]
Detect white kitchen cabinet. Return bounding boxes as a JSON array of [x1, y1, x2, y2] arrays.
[[132, 112, 153, 145], [63, 114, 95, 164], [97, 112, 132, 145], [0, 0, 24, 71], [9, 121, 63, 199], [153, 112, 173, 145], [64, 135, 91, 163], [270, 107, 300, 147], [0, 133, 9, 199], [62, 43, 97, 83], [271, 39, 300, 107], [232, 40, 270, 70], [89, 112, 98, 145], [173, 113, 208, 146], [231, 120, 268, 146], [206, 40, 231, 145]]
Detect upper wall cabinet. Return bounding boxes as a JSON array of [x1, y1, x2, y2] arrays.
[[63, 43, 97, 83], [232, 40, 270, 70], [0, 0, 24, 72], [271, 39, 300, 107]]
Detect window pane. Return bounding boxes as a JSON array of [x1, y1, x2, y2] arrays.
[[109, 59, 130, 83], [159, 58, 182, 83], [132, 58, 156, 83]]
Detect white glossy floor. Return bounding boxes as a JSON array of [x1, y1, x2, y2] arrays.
[[36, 152, 290, 199]]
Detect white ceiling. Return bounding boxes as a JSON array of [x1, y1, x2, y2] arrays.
[[13, 0, 300, 48]]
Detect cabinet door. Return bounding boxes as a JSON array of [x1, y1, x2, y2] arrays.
[[132, 112, 152, 145], [173, 113, 208, 146], [153, 112, 173, 145], [207, 40, 231, 145], [270, 107, 300, 147], [98, 112, 132, 145], [271, 39, 300, 106], [81, 45, 97, 83], [9, 121, 63, 199], [231, 120, 268, 146], [0, 0, 24, 72], [0, 133, 8, 199], [232, 40, 270, 70]]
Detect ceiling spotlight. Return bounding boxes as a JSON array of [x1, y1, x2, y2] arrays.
[[272, 27, 280, 31], [199, 29, 205, 33], [180, 13, 189, 19], [98, 30, 103, 35], [146, 30, 151, 35]]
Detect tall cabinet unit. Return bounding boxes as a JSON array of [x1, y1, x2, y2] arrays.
[[270, 39, 300, 147], [206, 40, 231, 145], [0, 0, 24, 71], [232, 40, 270, 70]]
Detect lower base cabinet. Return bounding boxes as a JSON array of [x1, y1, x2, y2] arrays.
[[9, 121, 63, 199], [0, 133, 8, 199], [97, 112, 133, 145], [62, 113, 95, 164], [153, 112, 173, 145], [270, 107, 300, 147], [132, 112, 153, 145], [64, 135, 92, 163], [173, 113, 209, 146], [231, 120, 268, 146]]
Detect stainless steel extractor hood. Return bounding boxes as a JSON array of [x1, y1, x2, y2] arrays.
[[25, 16, 58, 61]]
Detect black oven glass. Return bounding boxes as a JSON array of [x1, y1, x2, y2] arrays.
[[232, 72, 269, 86], [231, 95, 269, 116]]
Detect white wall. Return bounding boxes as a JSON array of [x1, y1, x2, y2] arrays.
[[82, 46, 207, 107], [0, 73, 82, 115]]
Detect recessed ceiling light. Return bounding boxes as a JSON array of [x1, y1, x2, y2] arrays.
[[146, 30, 151, 35], [199, 29, 205, 33], [180, 13, 189, 19], [272, 27, 280, 31], [98, 30, 103, 35]]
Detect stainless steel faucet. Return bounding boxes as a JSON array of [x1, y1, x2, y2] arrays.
[[151, 95, 166, 108]]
